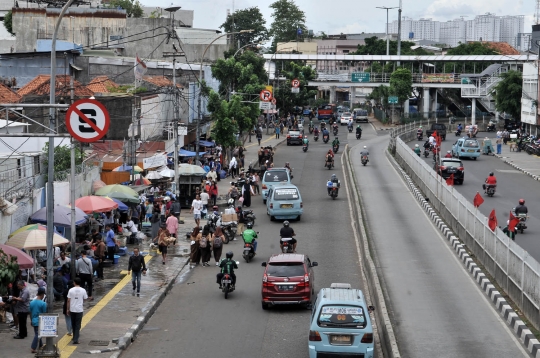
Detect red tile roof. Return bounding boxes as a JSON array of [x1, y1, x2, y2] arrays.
[[86, 76, 119, 93], [0, 83, 21, 103], [481, 41, 520, 55], [143, 76, 182, 88], [18, 75, 94, 98]]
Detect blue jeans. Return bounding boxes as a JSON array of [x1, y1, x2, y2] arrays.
[[251, 240, 258, 252], [497, 143, 502, 154], [65, 314, 72, 334], [132, 271, 142, 293], [31, 325, 42, 350]]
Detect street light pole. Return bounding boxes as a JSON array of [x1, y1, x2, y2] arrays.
[[376, 6, 397, 56], [397, 0, 402, 66], [47, 1, 74, 354], [195, 29, 253, 164]]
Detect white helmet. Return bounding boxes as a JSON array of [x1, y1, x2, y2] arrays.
[[227, 198, 234, 207], [415, 144, 419, 147], [363, 146, 367, 149]]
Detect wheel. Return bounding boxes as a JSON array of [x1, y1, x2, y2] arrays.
[[262, 302, 268, 310], [224, 288, 229, 299], [332, 195, 336, 200], [473, 157, 477, 160], [363, 162, 366, 166], [297, 215, 301, 221], [263, 199, 267, 204], [520, 228, 524, 234]]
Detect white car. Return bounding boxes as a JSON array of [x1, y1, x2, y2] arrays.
[[340, 112, 353, 125]]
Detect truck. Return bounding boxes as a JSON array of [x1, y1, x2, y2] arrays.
[[317, 104, 334, 122], [426, 123, 447, 141]]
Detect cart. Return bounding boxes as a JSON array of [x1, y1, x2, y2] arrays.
[[482, 138, 495, 155]]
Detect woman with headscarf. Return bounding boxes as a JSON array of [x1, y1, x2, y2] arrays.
[[212, 226, 225, 265], [199, 225, 213, 267], [157, 225, 171, 265], [241, 178, 252, 207], [189, 226, 202, 267]]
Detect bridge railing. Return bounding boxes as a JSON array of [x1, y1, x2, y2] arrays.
[[314, 72, 463, 84]]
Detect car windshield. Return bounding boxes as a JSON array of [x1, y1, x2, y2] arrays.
[[264, 171, 289, 183], [358, 110, 367, 115], [442, 161, 462, 168], [317, 305, 366, 328], [274, 188, 299, 200], [463, 140, 479, 148], [267, 262, 305, 277], [433, 124, 446, 129]]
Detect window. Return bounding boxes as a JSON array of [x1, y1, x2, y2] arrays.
[[264, 171, 289, 182], [267, 262, 305, 277], [441, 160, 463, 168], [17, 159, 22, 179], [317, 305, 367, 328], [463, 140, 479, 148]]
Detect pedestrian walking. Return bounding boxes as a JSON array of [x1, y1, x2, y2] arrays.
[[29, 287, 47, 353], [190, 194, 203, 227], [94, 238, 106, 280], [210, 181, 218, 206], [150, 205, 161, 240], [241, 178, 253, 207], [76, 250, 93, 301], [200, 188, 210, 219], [257, 129, 262, 146], [212, 227, 225, 266], [200, 225, 212, 266], [104, 224, 117, 261], [166, 213, 178, 243], [190, 226, 202, 266], [67, 277, 88, 344], [275, 125, 280, 139], [496, 137, 502, 154], [12, 280, 29, 339], [157, 225, 171, 265], [62, 280, 73, 336], [128, 248, 147, 296]]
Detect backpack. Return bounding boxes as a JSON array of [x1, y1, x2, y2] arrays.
[[213, 236, 222, 248], [199, 236, 208, 248]]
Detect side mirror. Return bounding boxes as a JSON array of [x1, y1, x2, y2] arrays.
[[312, 262, 318, 267], [261, 262, 267, 267]]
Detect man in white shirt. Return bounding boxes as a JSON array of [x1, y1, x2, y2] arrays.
[[67, 277, 88, 344], [56, 251, 71, 267], [200, 189, 210, 219], [190, 194, 203, 227], [206, 167, 217, 182], [428, 135, 435, 145], [103, 211, 114, 227], [126, 217, 139, 245]]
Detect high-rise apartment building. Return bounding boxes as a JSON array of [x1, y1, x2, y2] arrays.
[[388, 13, 524, 48]]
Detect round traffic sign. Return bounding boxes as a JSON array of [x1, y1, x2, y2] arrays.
[[291, 78, 300, 88], [271, 98, 277, 105], [260, 89, 273, 102], [66, 99, 110, 143]]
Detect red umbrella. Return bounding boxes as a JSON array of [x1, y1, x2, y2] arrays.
[[0, 244, 34, 269], [75, 195, 119, 214]]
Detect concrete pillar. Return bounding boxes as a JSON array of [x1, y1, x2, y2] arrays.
[[330, 86, 336, 104], [471, 98, 476, 126], [423, 87, 430, 119], [432, 89, 438, 115], [350, 86, 356, 107], [404, 98, 410, 115]]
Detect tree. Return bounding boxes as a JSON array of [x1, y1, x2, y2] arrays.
[[221, 7, 268, 50], [207, 92, 240, 148], [273, 61, 317, 113], [389, 68, 413, 112], [107, 0, 144, 18], [268, 0, 307, 52], [3, 10, 13, 36], [368, 85, 390, 109], [42, 143, 84, 174], [491, 70, 523, 121], [443, 42, 498, 73], [352, 36, 433, 56]]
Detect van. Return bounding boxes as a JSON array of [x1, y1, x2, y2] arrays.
[[308, 283, 374, 358], [266, 183, 303, 221], [353, 109, 368, 122], [261, 168, 291, 203]]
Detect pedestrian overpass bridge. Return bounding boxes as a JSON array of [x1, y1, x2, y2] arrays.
[[263, 54, 537, 118]]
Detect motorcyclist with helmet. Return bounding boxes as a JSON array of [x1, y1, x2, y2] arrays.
[[444, 150, 452, 158], [457, 123, 463, 133], [360, 145, 369, 157], [325, 149, 334, 168], [483, 172, 497, 193], [313, 126, 320, 137], [322, 126, 330, 141], [332, 136, 340, 147], [417, 126, 423, 139], [414, 144, 421, 156], [217, 251, 238, 289], [515, 199, 528, 215], [302, 135, 309, 149], [279, 221, 297, 252], [356, 125, 362, 136], [348, 119, 353, 131], [327, 174, 341, 196], [242, 222, 258, 254]]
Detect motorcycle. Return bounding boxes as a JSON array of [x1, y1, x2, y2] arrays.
[[241, 209, 256, 226], [512, 208, 528, 234], [455, 129, 462, 137], [487, 124, 496, 132], [314, 133, 319, 141], [302, 143, 308, 152], [326, 160, 333, 170], [330, 185, 339, 200], [332, 127, 338, 136], [361, 155, 369, 166], [356, 132, 362, 140], [309, 125, 314, 134], [323, 134, 329, 143], [485, 184, 496, 197], [348, 125, 353, 133], [207, 213, 221, 235], [221, 222, 237, 244], [417, 133, 423, 141], [423, 148, 430, 158], [281, 238, 294, 253], [242, 234, 258, 263], [333, 144, 339, 153]]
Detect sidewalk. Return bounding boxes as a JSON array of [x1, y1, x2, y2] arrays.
[[494, 141, 540, 181]]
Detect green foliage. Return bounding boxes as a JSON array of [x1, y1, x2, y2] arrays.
[[211, 50, 268, 96], [208, 92, 240, 148], [107, 0, 144, 18], [148, 10, 161, 19], [42, 142, 84, 174], [389, 68, 413, 106], [368, 85, 390, 109], [221, 7, 268, 50], [268, 0, 307, 52], [273, 61, 317, 113], [443, 42, 498, 73], [3, 10, 13, 36], [491, 70, 523, 121], [0, 249, 19, 295], [352, 36, 433, 56]]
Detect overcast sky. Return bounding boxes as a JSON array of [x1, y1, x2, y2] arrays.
[[152, 0, 535, 37]]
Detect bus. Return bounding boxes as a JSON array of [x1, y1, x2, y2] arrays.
[[317, 104, 335, 121]]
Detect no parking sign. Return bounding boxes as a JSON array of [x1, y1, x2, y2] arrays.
[[66, 99, 110, 143]]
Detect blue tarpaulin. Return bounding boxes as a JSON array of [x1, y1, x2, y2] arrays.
[[198, 140, 215, 147], [168, 149, 207, 157]]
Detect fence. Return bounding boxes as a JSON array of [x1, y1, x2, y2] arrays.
[[389, 124, 540, 330]]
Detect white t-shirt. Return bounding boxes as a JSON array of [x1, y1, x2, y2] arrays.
[[191, 199, 203, 215], [126, 220, 138, 233], [57, 257, 71, 266], [67, 286, 88, 313], [200, 192, 209, 205]]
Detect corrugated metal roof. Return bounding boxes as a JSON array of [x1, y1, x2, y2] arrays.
[[263, 54, 537, 62]]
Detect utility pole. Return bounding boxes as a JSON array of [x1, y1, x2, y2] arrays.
[[397, 0, 402, 66], [376, 6, 397, 56]]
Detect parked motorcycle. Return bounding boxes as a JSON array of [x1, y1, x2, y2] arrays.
[[361, 155, 369, 166], [302, 143, 308, 152], [323, 134, 329, 143], [333, 144, 339, 153], [281, 239, 294, 253], [207, 213, 221, 235], [221, 223, 237, 244]]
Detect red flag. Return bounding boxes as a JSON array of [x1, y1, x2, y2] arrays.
[[473, 192, 484, 208], [508, 211, 520, 232], [488, 209, 498, 231], [436, 133, 442, 147], [446, 174, 454, 186]]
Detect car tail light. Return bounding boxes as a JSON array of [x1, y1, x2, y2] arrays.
[[460, 149, 465, 152], [458, 167, 464, 171], [477, 149, 481, 152], [309, 330, 322, 341], [270, 203, 273, 209], [440, 166, 446, 170], [361, 333, 373, 343], [300, 202, 303, 208], [304, 274, 309, 282], [262, 184, 267, 189], [287, 135, 291, 138], [262, 274, 267, 283]]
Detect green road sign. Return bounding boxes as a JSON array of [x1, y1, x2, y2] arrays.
[[388, 96, 398, 104], [351, 73, 370, 83]]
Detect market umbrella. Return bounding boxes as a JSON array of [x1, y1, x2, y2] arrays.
[[75, 195, 119, 214], [159, 168, 175, 178], [0, 244, 35, 269], [6, 230, 69, 250], [103, 191, 139, 204], [95, 184, 139, 197], [113, 165, 143, 173], [92, 179, 107, 193], [146, 171, 162, 180], [178, 163, 207, 176], [104, 197, 129, 211], [30, 205, 88, 227], [8, 224, 62, 238], [134, 177, 151, 185]]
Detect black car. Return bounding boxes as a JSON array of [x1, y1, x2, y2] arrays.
[[287, 130, 303, 145], [435, 158, 464, 184]]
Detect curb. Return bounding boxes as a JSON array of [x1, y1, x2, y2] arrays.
[[386, 150, 540, 357], [82, 256, 190, 355], [494, 153, 540, 181]]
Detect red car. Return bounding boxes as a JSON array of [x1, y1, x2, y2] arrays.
[[261, 253, 318, 310]]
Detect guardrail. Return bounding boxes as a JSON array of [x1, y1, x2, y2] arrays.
[[389, 127, 540, 331]]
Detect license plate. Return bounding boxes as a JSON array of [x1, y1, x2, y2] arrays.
[[222, 280, 231, 284], [278, 285, 294, 291], [330, 335, 352, 344], [467, 149, 475, 152], [280, 204, 293, 208], [447, 169, 456, 173]]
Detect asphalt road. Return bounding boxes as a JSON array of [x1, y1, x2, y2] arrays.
[[123, 123, 364, 358], [412, 135, 540, 260], [350, 127, 528, 358]]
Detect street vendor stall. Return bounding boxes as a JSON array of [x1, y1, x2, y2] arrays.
[[177, 164, 206, 208]]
